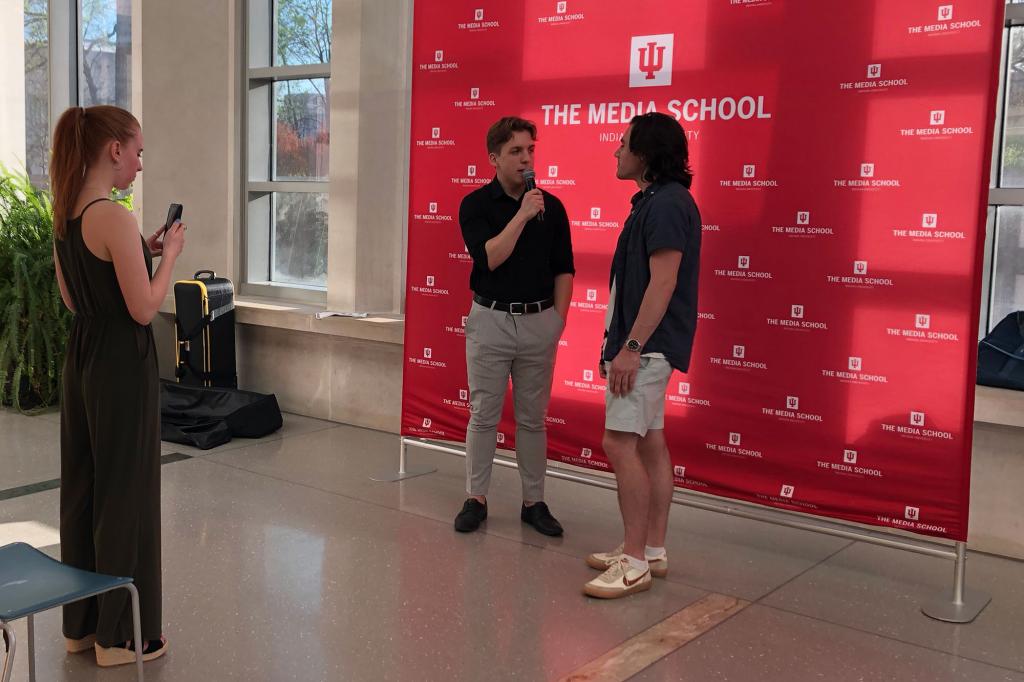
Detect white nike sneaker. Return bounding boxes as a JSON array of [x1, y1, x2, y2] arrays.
[[586, 544, 668, 578], [583, 556, 652, 599]]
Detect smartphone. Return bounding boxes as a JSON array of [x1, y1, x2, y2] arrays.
[[164, 203, 183, 231]]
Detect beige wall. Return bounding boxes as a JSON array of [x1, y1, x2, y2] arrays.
[[140, 0, 410, 299], [0, 0, 27, 170], [328, 0, 412, 313], [969, 423, 1024, 559], [153, 313, 402, 432], [144, 0, 409, 431], [139, 0, 238, 284]]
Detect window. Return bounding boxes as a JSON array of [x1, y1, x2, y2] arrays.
[[13, 0, 132, 191], [244, 0, 331, 299], [79, 0, 132, 110], [988, 9, 1024, 336], [23, 0, 49, 188]]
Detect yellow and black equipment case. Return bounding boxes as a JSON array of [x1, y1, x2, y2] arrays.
[[173, 270, 237, 388]]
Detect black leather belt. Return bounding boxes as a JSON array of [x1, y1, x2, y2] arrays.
[[473, 294, 554, 315]]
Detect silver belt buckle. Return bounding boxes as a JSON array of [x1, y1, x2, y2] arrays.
[[509, 302, 526, 315]]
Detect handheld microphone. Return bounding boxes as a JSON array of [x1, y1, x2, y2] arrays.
[[522, 168, 544, 222]]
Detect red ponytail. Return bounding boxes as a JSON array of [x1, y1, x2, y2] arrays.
[[49, 105, 139, 239]]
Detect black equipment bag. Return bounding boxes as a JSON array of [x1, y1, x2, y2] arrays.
[[978, 311, 1024, 391], [174, 270, 237, 388], [160, 380, 283, 450]]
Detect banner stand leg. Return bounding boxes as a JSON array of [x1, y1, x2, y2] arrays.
[[370, 437, 437, 482], [921, 542, 991, 623]]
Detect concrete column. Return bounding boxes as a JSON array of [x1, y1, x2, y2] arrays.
[[327, 0, 412, 314], [0, 0, 27, 170], [139, 0, 237, 282]]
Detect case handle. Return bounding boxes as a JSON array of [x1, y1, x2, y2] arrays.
[[194, 270, 216, 280]]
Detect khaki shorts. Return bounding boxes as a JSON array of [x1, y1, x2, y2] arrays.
[[604, 356, 673, 436]]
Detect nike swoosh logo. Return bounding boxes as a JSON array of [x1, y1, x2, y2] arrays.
[[623, 569, 650, 587]]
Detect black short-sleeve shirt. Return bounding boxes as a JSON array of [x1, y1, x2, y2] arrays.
[[459, 177, 575, 302], [603, 181, 702, 372]]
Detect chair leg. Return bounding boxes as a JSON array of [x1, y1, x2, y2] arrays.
[[1, 621, 15, 682], [125, 584, 144, 682], [27, 615, 35, 682]]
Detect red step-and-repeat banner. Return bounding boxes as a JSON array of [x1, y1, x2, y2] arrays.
[[400, 1, 1003, 541]]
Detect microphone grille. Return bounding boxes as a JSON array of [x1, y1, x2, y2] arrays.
[[522, 169, 536, 181]]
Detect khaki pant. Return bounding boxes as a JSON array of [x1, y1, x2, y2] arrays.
[[464, 301, 563, 500]]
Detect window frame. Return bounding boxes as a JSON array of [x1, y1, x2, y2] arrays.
[[241, 0, 330, 304], [981, 5, 1024, 337]]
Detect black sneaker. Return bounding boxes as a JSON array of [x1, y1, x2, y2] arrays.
[[454, 498, 488, 533], [521, 501, 564, 537]]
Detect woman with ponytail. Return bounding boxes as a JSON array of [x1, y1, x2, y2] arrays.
[[50, 105, 185, 667]]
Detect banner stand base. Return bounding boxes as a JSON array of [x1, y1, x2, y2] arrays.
[[921, 589, 992, 624], [369, 438, 437, 482], [921, 542, 992, 623]]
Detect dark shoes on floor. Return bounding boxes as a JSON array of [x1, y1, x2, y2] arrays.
[[454, 498, 488, 532], [521, 501, 564, 537], [455, 499, 564, 536]]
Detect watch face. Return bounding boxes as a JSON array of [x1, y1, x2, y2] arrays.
[[627, 339, 641, 351]]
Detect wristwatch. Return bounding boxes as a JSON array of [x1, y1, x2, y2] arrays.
[[625, 338, 642, 352]]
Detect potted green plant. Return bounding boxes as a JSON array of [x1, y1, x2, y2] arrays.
[[0, 167, 70, 412]]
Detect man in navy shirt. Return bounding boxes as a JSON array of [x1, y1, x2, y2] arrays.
[[455, 117, 575, 535], [583, 113, 702, 599]]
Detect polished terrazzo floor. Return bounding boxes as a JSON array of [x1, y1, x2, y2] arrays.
[[1, 407, 1023, 681]]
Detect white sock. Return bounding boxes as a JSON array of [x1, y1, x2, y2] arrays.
[[645, 545, 666, 560], [625, 554, 649, 571]]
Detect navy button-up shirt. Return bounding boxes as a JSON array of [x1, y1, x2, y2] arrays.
[[604, 180, 701, 372]]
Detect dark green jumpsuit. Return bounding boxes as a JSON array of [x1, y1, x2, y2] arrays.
[[54, 198, 162, 647]]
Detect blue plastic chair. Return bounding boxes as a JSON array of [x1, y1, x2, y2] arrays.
[[0, 542, 143, 681]]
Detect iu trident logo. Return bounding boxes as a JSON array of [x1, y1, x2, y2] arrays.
[[630, 34, 673, 88], [639, 43, 665, 79]]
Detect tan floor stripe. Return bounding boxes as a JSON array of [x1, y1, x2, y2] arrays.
[[558, 593, 750, 682]]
